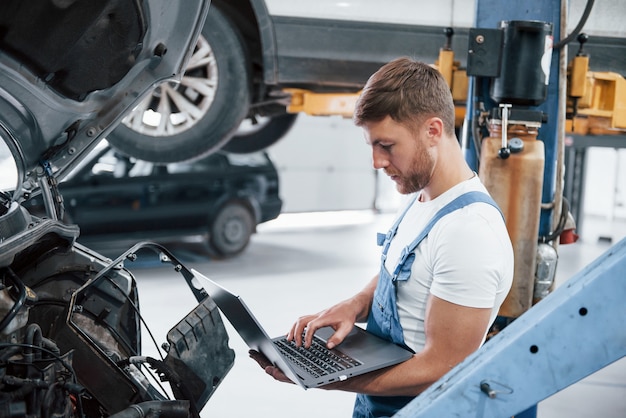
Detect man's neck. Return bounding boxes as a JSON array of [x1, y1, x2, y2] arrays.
[[420, 146, 474, 202]]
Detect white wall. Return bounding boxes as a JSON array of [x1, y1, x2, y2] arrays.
[[568, 0, 626, 37], [583, 148, 626, 220], [266, 114, 402, 213]]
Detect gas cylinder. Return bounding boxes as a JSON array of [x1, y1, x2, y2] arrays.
[[479, 117, 544, 318], [533, 242, 558, 302]]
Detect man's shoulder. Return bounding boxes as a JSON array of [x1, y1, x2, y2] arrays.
[[432, 189, 509, 242], [435, 179, 502, 220]]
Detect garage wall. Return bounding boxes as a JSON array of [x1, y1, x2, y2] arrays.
[[583, 148, 626, 220], [568, 0, 626, 37], [266, 114, 402, 213]]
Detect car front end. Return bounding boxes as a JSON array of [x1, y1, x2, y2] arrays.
[[0, 1, 238, 416]]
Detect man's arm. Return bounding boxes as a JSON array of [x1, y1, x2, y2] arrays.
[[324, 294, 492, 396], [252, 293, 493, 394]]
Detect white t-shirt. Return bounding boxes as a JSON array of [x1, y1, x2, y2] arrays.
[[384, 176, 514, 352]]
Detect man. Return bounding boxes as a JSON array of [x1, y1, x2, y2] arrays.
[[251, 57, 514, 417]]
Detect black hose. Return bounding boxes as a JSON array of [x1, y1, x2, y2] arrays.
[[24, 324, 43, 363], [107, 400, 191, 418], [41, 382, 61, 418], [553, 0, 595, 49], [0, 268, 27, 333], [41, 337, 60, 356], [540, 197, 571, 243], [123, 356, 201, 418]]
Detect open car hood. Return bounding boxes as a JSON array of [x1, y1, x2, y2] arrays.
[[0, 0, 210, 201], [0, 4, 240, 415]]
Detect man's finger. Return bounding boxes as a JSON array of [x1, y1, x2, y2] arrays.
[[325, 323, 354, 349], [249, 350, 294, 384], [249, 349, 272, 369], [267, 366, 295, 384]]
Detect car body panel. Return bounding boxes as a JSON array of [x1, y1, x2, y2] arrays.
[[270, 16, 470, 89], [249, 0, 626, 88], [264, 0, 474, 27], [263, 0, 626, 37], [244, 0, 473, 89]]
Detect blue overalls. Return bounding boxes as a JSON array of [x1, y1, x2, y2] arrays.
[[352, 191, 502, 418]]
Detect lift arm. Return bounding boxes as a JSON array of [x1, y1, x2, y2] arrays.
[[394, 237, 626, 417]]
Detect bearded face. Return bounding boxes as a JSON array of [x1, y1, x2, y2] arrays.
[[385, 136, 435, 195], [364, 116, 437, 196]]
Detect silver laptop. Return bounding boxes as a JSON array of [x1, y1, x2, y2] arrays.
[[194, 269, 414, 389]]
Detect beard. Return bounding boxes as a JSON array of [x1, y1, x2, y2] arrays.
[[388, 148, 434, 195]]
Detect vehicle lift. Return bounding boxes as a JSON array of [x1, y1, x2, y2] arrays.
[[399, 1, 626, 416], [283, 0, 626, 416]]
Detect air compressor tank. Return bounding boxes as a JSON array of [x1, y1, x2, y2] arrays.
[[479, 118, 544, 318]]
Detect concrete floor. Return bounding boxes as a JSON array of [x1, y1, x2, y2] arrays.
[[91, 211, 626, 418]]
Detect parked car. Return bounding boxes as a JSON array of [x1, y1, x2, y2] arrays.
[[105, 0, 626, 163], [23, 141, 283, 257]]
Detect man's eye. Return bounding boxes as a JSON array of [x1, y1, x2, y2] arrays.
[[380, 144, 392, 151]]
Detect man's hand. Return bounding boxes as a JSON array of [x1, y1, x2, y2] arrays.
[[288, 276, 378, 349], [248, 350, 294, 384], [288, 308, 356, 350]]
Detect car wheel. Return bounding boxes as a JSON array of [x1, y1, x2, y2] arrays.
[[222, 113, 299, 154], [209, 202, 255, 257], [106, 6, 250, 163]]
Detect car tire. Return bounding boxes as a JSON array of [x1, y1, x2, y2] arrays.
[[106, 6, 251, 163], [209, 202, 255, 257], [222, 113, 299, 154]]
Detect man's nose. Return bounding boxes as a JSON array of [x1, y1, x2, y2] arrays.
[[372, 149, 388, 170]]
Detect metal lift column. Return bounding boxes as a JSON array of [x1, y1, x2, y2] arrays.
[[471, 0, 564, 242]]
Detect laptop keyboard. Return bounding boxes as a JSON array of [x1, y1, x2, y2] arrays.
[[274, 335, 362, 378]]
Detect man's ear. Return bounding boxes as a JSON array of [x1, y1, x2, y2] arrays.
[[425, 117, 444, 145]]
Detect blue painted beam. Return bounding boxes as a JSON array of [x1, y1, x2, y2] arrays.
[[395, 237, 626, 417]]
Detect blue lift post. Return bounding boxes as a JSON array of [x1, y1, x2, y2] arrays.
[[467, 3, 564, 415], [466, 0, 563, 237]]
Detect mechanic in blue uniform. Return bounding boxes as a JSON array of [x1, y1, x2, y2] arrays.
[[251, 57, 514, 417]]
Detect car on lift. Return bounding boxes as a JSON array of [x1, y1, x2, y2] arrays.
[[105, 0, 479, 163], [105, 0, 624, 164], [21, 142, 283, 258]]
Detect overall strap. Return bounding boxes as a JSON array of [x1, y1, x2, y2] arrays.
[[377, 194, 419, 263], [392, 191, 503, 280]]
